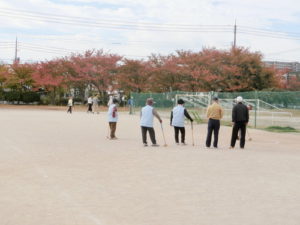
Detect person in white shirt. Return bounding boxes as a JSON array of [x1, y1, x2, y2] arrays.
[[87, 96, 93, 113], [92, 95, 99, 114], [67, 96, 73, 114], [140, 98, 162, 147], [108, 98, 118, 139], [170, 99, 193, 145]]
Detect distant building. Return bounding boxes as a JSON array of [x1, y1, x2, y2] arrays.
[[264, 61, 300, 72]]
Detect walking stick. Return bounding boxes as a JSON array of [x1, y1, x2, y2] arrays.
[[106, 124, 110, 139], [160, 123, 168, 147], [191, 121, 195, 146], [247, 128, 252, 141]]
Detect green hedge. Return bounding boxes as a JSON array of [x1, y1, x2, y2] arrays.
[[0, 91, 40, 103]]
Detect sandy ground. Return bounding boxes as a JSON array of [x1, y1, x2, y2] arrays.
[[0, 107, 300, 225]]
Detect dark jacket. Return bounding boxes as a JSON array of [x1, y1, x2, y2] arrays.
[[232, 103, 249, 123]]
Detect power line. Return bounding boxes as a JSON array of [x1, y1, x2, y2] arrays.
[[0, 8, 233, 33], [0, 7, 233, 29]]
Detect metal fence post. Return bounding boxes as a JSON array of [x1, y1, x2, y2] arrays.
[[254, 90, 258, 128]]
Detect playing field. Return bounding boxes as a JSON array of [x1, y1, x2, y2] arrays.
[[0, 107, 299, 225]]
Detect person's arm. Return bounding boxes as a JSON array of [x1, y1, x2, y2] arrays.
[[170, 111, 173, 125], [232, 106, 237, 123], [184, 109, 193, 122], [206, 106, 210, 119], [220, 106, 224, 119], [112, 106, 117, 118], [246, 106, 249, 124], [153, 108, 162, 123]]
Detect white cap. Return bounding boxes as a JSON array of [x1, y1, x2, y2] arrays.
[[236, 96, 243, 103]]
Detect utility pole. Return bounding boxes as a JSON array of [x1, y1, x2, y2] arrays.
[[14, 37, 18, 63], [233, 20, 237, 48]]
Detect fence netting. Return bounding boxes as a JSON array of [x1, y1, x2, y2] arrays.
[[131, 91, 300, 129]]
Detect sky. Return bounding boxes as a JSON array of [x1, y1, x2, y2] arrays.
[[1, 0, 300, 63]]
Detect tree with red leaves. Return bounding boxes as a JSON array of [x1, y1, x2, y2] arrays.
[[118, 59, 149, 93], [33, 59, 66, 104], [68, 50, 122, 100]]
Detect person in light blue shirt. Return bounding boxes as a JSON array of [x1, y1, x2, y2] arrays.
[[170, 99, 193, 145], [140, 98, 162, 147]]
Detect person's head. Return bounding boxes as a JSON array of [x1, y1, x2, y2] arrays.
[[212, 96, 219, 103], [113, 98, 118, 104], [146, 98, 154, 106], [236, 96, 243, 103], [247, 104, 253, 110], [177, 99, 185, 105]]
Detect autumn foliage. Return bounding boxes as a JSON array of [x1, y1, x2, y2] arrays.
[[0, 47, 298, 104]]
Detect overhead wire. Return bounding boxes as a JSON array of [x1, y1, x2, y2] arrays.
[[0, 8, 233, 32]]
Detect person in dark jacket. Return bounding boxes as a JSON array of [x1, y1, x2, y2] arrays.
[[230, 96, 249, 149]]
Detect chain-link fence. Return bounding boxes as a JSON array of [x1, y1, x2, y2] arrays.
[[131, 91, 300, 129]]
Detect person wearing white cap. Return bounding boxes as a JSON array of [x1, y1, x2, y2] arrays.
[[140, 98, 162, 147], [230, 96, 249, 149]]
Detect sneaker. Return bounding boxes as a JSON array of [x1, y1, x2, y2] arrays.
[[229, 146, 234, 149], [176, 143, 180, 145], [205, 146, 210, 149], [213, 147, 218, 149], [151, 144, 159, 147], [181, 143, 187, 146], [143, 143, 148, 147], [110, 137, 118, 140], [240, 147, 244, 149]]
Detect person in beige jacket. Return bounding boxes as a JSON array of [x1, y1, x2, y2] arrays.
[[205, 97, 223, 148]]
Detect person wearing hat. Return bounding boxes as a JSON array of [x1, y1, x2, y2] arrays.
[[205, 97, 223, 148], [230, 96, 249, 149], [140, 98, 162, 147], [108, 98, 119, 140], [170, 99, 193, 145]]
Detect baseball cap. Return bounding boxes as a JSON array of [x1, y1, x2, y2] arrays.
[[236, 96, 243, 102], [146, 98, 155, 105]]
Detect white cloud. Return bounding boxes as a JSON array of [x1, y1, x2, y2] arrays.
[[0, 0, 300, 63]]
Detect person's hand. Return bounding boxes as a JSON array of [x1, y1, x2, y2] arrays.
[[232, 122, 235, 126], [159, 119, 162, 123]]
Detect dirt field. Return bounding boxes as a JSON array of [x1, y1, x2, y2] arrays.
[[0, 106, 300, 225]]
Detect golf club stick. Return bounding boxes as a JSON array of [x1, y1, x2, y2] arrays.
[[247, 127, 252, 141], [106, 124, 110, 139], [191, 122, 195, 146], [160, 123, 167, 147]]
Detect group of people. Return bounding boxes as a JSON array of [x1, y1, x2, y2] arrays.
[[66, 95, 100, 114], [87, 95, 100, 114], [106, 96, 250, 149]]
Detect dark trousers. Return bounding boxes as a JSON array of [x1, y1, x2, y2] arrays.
[[174, 126, 185, 143], [231, 122, 246, 148], [141, 126, 156, 144], [109, 122, 117, 138], [206, 119, 220, 147], [67, 106, 72, 113], [87, 104, 93, 112]]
